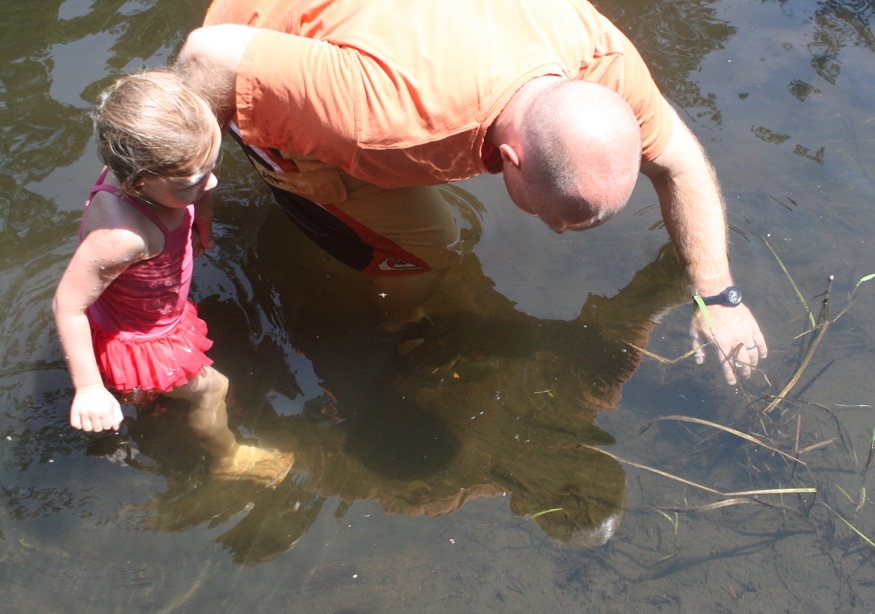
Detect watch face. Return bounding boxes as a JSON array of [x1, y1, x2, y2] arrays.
[[725, 286, 742, 306]]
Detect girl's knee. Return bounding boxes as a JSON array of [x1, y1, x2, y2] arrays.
[[170, 367, 228, 402], [200, 366, 229, 398]]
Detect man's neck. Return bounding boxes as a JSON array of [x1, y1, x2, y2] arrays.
[[487, 75, 563, 145]]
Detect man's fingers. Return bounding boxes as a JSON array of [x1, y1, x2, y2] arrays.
[[745, 343, 760, 368], [690, 305, 767, 385], [721, 359, 738, 386], [690, 320, 706, 365]]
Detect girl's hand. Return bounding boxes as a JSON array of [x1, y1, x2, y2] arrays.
[[192, 190, 215, 257], [70, 384, 123, 432], [191, 223, 206, 258]]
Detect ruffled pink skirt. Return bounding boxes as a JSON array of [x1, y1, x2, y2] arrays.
[[92, 301, 213, 398]]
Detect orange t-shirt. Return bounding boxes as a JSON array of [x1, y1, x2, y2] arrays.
[[205, 0, 674, 189]]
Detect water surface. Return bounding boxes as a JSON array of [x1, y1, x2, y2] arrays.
[[2, 0, 874, 611]]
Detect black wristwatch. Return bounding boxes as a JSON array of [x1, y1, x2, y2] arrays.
[[697, 285, 743, 307]]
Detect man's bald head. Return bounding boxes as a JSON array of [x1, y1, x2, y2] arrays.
[[505, 80, 642, 233]]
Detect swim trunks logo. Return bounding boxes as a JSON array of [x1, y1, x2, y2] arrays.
[[377, 258, 424, 271]]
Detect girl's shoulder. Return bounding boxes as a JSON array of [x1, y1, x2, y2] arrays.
[[82, 189, 165, 259]]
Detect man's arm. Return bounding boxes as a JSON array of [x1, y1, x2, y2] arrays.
[[175, 24, 259, 127], [176, 25, 258, 253], [640, 106, 767, 385]]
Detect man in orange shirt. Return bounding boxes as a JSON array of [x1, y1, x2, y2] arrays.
[[177, 0, 767, 385]]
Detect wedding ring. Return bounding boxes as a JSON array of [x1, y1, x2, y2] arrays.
[[746, 345, 756, 351]]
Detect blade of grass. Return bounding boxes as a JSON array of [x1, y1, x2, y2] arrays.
[[853, 273, 875, 296], [692, 293, 713, 331], [763, 318, 830, 413], [835, 483, 855, 503], [726, 487, 815, 497], [653, 509, 679, 534], [763, 237, 816, 328], [865, 427, 875, 472], [650, 415, 807, 466], [530, 507, 563, 520], [582, 445, 815, 498], [657, 498, 799, 513], [822, 502, 875, 548], [797, 438, 837, 455], [657, 499, 759, 512], [626, 342, 709, 365]]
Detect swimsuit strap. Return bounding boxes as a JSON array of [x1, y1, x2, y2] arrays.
[[86, 167, 170, 235]]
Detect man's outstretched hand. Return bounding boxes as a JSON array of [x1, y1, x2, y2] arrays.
[[690, 303, 767, 385]]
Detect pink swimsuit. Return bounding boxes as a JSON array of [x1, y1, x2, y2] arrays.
[[83, 168, 213, 396]]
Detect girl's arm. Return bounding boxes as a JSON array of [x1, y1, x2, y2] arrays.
[[53, 217, 151, 432]]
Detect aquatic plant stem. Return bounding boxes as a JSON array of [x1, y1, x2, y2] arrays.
[[822, 502, 875, 548], [582, 445, 815, 498], [763, 314, 829, 414]]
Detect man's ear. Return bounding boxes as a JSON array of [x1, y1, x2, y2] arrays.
[[499, 143, 521, 169]]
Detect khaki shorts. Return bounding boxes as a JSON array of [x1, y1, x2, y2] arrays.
[[230, 126, 460, 275]]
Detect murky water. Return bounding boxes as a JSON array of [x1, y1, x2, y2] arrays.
[[2, 0, 874, 611]]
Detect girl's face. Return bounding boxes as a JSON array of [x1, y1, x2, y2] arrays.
[[137, 119, 222, 209]]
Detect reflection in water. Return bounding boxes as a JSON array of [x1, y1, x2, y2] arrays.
[[596, 0, 736, 122], [4, 0, 874, 607], [124, 178, 689, 564], [1, 1, 210, 216], [792, 0, 875, 84], [0, 0, 705, 560]]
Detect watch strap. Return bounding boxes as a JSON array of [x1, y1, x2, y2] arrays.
[[696, 285, 743, 307]]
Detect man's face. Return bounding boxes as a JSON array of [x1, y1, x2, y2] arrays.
[[506, 179, 618, 234], [534, 205, 616, 234]]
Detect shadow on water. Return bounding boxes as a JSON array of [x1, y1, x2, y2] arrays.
[[112, 178, 691, 565], [2, 0, 875, 610]]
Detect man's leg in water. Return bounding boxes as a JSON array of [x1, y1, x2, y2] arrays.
[[269, 177, 462, 332]]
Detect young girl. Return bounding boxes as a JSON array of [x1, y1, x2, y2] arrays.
[[53, 70, 293, 485]]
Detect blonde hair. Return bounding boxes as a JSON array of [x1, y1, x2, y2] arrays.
[[93, 69, 217, 194]]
